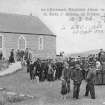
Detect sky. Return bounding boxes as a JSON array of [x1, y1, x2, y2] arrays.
[[0, 0, 105, 54]]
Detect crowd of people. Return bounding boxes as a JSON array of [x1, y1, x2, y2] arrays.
[[22, 48, 105, 100], [1, 48, 105, 100]]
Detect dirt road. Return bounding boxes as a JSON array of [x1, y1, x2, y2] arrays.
[[0, 67, 105, 105]]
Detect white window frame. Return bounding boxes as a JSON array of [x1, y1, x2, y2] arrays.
[[0, 34, 3, 50], [38, 36, 44, 50], [18, 35, 27, 50]]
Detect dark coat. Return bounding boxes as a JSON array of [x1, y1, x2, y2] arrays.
[[62, 68, 71, 81], [86, 67, 96, 84], [9, 51, 15, 63], [71, 68, 83, 84]]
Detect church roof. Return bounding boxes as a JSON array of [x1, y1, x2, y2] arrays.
[[0, 12, 55, 36]]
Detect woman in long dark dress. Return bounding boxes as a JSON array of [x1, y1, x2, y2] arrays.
[[9, 49, 15, 63], [61, 79, 67, 99]]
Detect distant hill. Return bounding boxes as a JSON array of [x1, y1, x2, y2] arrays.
[[66, 49, 101, 57]]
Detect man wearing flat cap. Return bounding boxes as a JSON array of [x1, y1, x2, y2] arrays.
[[71, 64, 83, 99]]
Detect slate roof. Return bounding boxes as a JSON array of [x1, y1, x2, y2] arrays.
[[0, 12, 55, 36]]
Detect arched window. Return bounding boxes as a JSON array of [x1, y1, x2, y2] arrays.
[[0, 36, 2, 49], [39, 36, 44, 50], [0, 35, 3, 50], [18, 35, 26, 50]]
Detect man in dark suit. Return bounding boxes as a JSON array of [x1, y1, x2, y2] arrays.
[[71, 64, 83, 99], [85, 64, 96, 99]]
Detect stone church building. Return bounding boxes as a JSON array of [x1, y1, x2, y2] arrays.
[[0, 13, 56, 59]]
